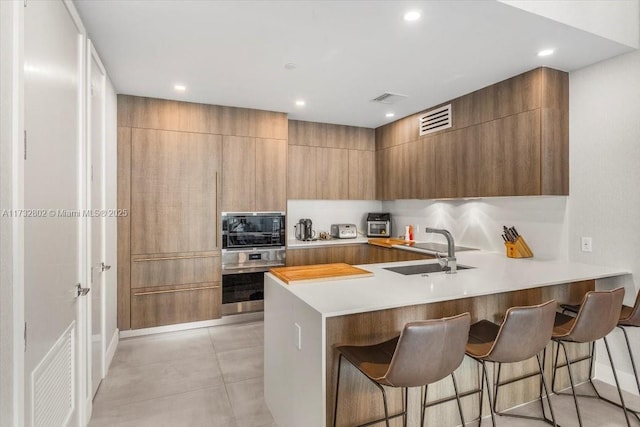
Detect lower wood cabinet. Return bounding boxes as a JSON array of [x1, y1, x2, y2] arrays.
[[285, 244, 432, 267], [130, 251, 222, 329], [131, 283, 221, 329]]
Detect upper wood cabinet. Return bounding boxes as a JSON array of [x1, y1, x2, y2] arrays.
[[118, 95, 287, 140], [222, 136, 287, 212], [130, 128, 222, 254], [375, 67, 568, 199], [288, 120, 375, 200]]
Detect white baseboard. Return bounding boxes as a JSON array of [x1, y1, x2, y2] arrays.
[[104, 328, 119, 377], [119, 312, 264, 339], [595, 361, 640, 396]]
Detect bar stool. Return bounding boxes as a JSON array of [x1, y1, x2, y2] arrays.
[[552, 287, 629, 427], [333, 313, 470, 427], [465, 300, 558, 426], [561, 288, 640, 421]]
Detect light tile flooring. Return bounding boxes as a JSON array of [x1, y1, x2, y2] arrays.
[[91, 320, 640, 427], [89, 320, 274, 427]]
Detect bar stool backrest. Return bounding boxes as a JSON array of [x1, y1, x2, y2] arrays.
[[487, 300, 557, 363], [622, 290, 640, 326], [568, 287, 625, 343], [383, 313, 470, 388]]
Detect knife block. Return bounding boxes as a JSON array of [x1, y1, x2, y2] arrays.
[[505, 236, 534, 258]]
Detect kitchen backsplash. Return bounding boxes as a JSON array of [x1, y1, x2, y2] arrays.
[[287, 200, 382, 238], [383, 196, 569, 260], [288, 197, 569, 260]]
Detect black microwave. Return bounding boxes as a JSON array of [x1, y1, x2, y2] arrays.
[[221, 212, 286, 250]]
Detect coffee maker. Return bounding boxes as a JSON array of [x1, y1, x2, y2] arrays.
[[295, 218, 315, 241]]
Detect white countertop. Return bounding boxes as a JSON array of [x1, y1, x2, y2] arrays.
[[287, 236, 370, 248], [266, 251, 630, 318]]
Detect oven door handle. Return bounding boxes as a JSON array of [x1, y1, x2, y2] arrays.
[[221, 264, 284, 275]]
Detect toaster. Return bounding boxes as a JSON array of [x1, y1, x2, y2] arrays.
[[330, 224, 357, 239]]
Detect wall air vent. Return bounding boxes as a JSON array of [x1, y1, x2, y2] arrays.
[[419, 104, 452, 136], [370, 92, 408, 105]]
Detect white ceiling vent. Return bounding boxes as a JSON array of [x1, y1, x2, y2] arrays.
[[419, 104, 452, 136], [371, 92, 408, 105]]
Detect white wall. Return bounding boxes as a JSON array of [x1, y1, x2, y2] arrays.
[[500, 0, 640, 48], [569, 48, 640, 392], [287, 200, 382, 239], [383, 197, 569, 260]]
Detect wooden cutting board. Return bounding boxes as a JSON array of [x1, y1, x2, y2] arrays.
[[368, 238, 415, 248], [270, 263, 373, 284]]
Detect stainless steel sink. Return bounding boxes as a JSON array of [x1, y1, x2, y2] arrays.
[[383, 263, 474, 275]]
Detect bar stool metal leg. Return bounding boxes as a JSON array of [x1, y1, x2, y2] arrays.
[[451, 372, 466, 427], [480, 361, 497, 427], [333, 354, 342, 427], [556, 340, 584, 427], [603, 336, 632, 427]]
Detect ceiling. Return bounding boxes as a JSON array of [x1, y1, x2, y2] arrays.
[[74, 0, 634, 128]]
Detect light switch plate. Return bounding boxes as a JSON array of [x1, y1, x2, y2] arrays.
[[581, 237, 592, 252], [294, 323, 302, 350]]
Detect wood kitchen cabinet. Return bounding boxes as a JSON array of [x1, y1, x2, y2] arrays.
[[375, 67, 568, 199], [131, 128, 221, 254], [376, 139, 435, 200], [222, 136, 287, 212], [288, 120, 375, 200], [126, 128, 223, 328], [285, 244, 432, 267], [118, 95, 288, 330]]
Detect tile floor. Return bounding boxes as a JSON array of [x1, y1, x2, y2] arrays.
[[90, 320, 640, 427], [89, 320, 274, 427]]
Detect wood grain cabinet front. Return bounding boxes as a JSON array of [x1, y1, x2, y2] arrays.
[[130, 128, 222, 255], [288, 120, 375, 200], [375, 67, 568, 200], [222, 136, 287, 212], [130, 283, 222, 329], [285, 245, 432, 267]]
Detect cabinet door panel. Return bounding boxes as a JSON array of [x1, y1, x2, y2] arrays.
[[222, 135, 255, 212], [256, 138, 287, 211], [130, 283, 221, 329], [317, 148, 349, 199], [288, 145, 317, 199], [348, 150, 375, 200], [131, 253, 221, 288], [131, 129, 221, 254]]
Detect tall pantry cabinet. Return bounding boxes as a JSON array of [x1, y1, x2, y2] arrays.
[[117, 96, 287, 330]]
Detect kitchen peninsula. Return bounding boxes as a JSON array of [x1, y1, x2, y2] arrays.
[[264, 249, 629, 427]]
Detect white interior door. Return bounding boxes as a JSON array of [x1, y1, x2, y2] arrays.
[[24, 1, 85, 426], [88, 42, 106, 399]]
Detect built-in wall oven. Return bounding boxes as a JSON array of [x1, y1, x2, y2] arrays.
[[221, 212, 286, 315]]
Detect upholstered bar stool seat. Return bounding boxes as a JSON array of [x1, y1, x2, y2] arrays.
[[333, 313, 471, 427], [465, 300, 558, 426], [552, 287, 630, 427], [558, 287, 640, 423]]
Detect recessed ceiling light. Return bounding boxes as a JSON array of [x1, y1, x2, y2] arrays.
[[538, 49, 555, 57], [403, 10, 421, 22], [174, 84, 186, 91], [295, 100, 305, 107], [386, 112, 395, 118]]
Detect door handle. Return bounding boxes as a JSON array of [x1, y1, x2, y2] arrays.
[[100, 262, 111, 272], [76, 283, 90, 297]]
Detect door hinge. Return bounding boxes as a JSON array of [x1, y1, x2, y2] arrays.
[[23, 130, 27, 160], [24, 322, 27, 352]]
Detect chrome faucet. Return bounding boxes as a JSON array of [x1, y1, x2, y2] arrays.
[[425, 227, 457, 274]]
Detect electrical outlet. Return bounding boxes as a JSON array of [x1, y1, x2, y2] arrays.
[[581, 237, 592, 253]]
